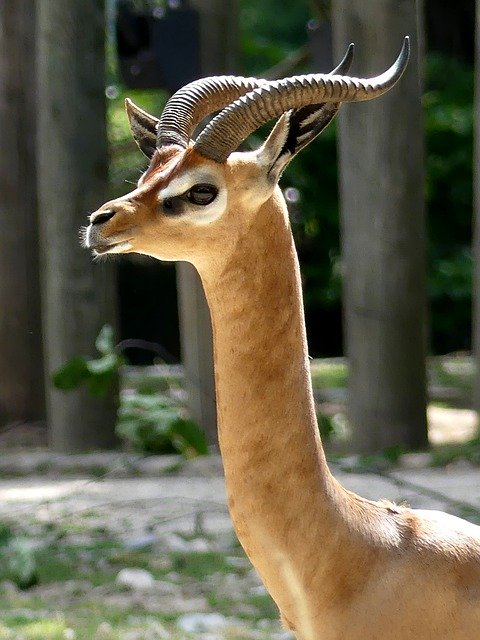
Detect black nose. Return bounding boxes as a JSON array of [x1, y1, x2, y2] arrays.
[[91, 209, 116, 225]]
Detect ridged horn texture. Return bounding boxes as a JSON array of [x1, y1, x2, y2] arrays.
[[155, 43, 355, 152], [194, 36, 410, 163], [156, 76, 269, 149]]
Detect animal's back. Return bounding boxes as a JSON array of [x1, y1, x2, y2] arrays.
[[319, 507, 480, 640]]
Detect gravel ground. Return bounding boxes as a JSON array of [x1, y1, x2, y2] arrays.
[[0, 453, 479, 536], [0, 453, 479, 639]]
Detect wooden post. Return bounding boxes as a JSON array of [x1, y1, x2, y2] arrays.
[[473, 0, 480, 419], [0, 2, 45, 425], [176, 0, 239, 444], [37, 1, 118, 451], [332, 0, 428, 452]]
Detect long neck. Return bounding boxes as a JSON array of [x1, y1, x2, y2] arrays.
[[202, 196, 328, 482], [198, 193, 344, 611]]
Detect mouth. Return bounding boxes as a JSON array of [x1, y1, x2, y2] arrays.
[[92, 240, 133, 255], [81, 224, 135, 256]]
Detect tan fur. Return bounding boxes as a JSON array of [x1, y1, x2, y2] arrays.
[[86, 144, 480, 639]]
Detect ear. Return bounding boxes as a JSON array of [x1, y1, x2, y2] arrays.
[[255, 113, 292, 183], [254, 43, 355, 182], [257, 103, 340, 183], [125, 98, 160, 159]]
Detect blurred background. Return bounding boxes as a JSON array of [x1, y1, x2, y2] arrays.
[[1, 0, 479, 459], [2, 2, 480, 638]]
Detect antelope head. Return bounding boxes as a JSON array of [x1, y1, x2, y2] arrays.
[[83, 38, 409, 270]]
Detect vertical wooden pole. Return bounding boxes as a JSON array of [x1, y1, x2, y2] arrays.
[[0, 2, 45, 425], [332, 0, 428, 452], [37, 1, 118, 451], [473, 0, 480, 420], [176, 0, 239, 444]]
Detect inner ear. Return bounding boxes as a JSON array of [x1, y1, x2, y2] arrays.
[[255, 113, 292, 183], [256, 102, 341, 183], [125, 98, 160, 159]]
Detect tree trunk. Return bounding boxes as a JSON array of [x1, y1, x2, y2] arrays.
[[176, 0, 239, 445], [332, 0, 428, 452], [473, 0, 480, 419], [0, 2, 45, 426], [37, 1, 118, 451]]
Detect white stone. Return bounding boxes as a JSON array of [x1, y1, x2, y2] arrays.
[[93, 622, 114, 639], [116, 568, 155, 590], [188, 537, 211, 552], [176, 612, 231, 633], [123, 534, 158, 550], [163, 533, 212, 552], [399, 452, 432, 469], [337, 455, 360, 471], [163, 533, 191, 552], [134, 455, 182, 476]]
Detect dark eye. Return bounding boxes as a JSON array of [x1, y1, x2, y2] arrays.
[[186, 183, 218, 206]]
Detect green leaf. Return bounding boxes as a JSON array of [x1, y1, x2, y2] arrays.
[[95, 324, 116, 356], [52, 356, 89, 390], [169, 419, 208, 457], [86, 370, 115, 397]]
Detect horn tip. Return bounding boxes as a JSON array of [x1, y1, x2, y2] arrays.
[[345, 42, 354, 63], [389, 36, 410, 80], [346, 42, 354, 63], [331, 42, 355, 75]]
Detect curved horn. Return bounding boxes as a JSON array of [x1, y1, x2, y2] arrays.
[[283, 42, 355, 153], [330, 42, 354, 75], [156, 76, 269, 149], [194, 37, 410, 163], [155, 43, 356, 151]]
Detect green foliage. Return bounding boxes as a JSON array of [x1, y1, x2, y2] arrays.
[[424, 54, 474, 352], [241, 0, 477, 354], [317, 412, 336, 441], [311, 360, 348, 389], [53, 327, 207, 457], [431, 437, 480, 468], [117, 388, 208, 456], [52, 325, 122, 397], [107, 87, 168, 197], [241, 0, 310, 74]]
